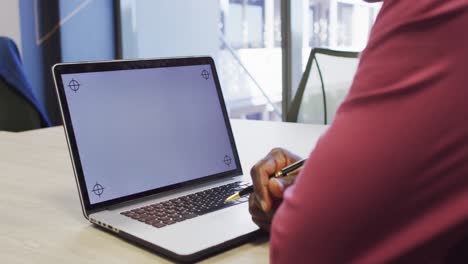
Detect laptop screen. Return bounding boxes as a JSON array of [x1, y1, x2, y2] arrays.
[[59, 61, 240, 205]]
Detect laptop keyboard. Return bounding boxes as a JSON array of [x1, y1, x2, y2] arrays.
[[120, 181, 250, 228]]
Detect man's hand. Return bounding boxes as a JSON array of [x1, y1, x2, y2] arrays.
[[249, 148, 302, 232]]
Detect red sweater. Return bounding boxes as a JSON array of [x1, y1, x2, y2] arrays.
[[271, 1, 468, 263]]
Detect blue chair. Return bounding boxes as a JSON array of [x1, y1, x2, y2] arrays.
[[0, 36, 51, 131]]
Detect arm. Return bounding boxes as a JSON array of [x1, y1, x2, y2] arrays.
[[270, 108, 418, 263], [263, 0, 468, 261], [270, 0, 468, 261]]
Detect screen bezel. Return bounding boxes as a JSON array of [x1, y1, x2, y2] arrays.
[[53, 57, 243, 214]]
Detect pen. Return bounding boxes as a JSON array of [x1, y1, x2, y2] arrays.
[[224, 158, 307, 203]]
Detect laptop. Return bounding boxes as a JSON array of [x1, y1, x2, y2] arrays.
[[52, 57, 260, 262]]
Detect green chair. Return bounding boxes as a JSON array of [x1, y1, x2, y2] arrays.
[[287, 48, 360, 124]]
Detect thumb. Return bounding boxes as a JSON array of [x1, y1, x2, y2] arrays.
[[268, 174, 297, 199]]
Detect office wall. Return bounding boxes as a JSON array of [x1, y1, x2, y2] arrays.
[[0, 0, 22, 49], [60, 0, 116, 62], [19, 0, 116, 125], [120, 0, 219, 59]]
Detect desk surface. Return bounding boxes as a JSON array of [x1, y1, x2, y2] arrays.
[[0, 119, 327, 263]]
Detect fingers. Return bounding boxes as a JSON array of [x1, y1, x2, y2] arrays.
[[250, 148, 302, 212], [250, 158, 275, 212], [268, 173, 297, 199], [248, 148, 301, 232], [248, 195, 264, 221], [248, 194, 273, 232]]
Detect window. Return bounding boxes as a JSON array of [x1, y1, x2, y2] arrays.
[[218, 0, 282, 120], [120, 0, 282, 121], [303, 0, 381, 60], [118, 0, 381, 121]]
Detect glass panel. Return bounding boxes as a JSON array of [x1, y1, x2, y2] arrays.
[[293, 0, 381, 124], [219, 0, 282, 121], [303, 0, 382, 68], [120, 0, 282, 121]]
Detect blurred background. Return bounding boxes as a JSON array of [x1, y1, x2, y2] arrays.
[[0, 0, 382, 125]]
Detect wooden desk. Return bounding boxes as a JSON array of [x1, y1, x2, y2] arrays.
[[0, 119, 327, 263]]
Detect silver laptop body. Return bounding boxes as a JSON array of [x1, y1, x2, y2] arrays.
[[52, 57, 259, 262]]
